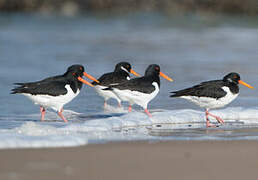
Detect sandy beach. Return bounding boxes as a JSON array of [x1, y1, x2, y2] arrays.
[[0, 140, 258, 180]]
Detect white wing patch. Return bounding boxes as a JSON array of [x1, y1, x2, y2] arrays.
[[109, 83, 119, 86]]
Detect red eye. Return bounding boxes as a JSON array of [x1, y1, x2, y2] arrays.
[[80, 67, 82, 70], [72, 73, 76, 76], [155, 67, 159, 71]]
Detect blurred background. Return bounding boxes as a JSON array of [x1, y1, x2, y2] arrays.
[[1, 0, 258, 15], [1, 0, 258, 116]]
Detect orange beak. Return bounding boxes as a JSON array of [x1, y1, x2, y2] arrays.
[[78, 77, 94, 87], [238, 80, 254, 89], [159, 72, 173, 82], [130, 69, 140, 77], [83, 72, 99, 83]]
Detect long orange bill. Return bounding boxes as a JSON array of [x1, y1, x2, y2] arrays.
[[238, 80, 254, 89], [83, 72, 99, 83], [160, 72, 173, 82], [78, 77, 94, 87], [130, 69, 140, 77]]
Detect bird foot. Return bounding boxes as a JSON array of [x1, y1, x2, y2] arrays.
[[103, 102, 107, 109], [144, 109, 152, 118], [206, 110, 224, 125], [206, 120, 217, 128], [40, 107, 46, 122], [128, 105, 132, 112], [58, 109, 68, 123], [215, 117, 224, 124]]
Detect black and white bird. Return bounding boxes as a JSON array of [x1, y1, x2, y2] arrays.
[[11, 64, 99, 122], [92, 62, 140, 108], [170, 72, 254, 127], [105, 64, 173, 117]]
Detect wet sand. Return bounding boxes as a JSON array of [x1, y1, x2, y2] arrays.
[[0, 140, 258, 180]]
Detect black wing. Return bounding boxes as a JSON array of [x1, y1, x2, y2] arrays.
[[170, 80, 227, 99], [108, 77, 156, 94], [11, 80, 68, 96], [93, 71, 129, 86], [14, 75, 64, 86]]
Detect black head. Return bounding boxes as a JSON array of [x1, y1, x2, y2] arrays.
[[65, 64, 85, 78], [144, 64, 160, 76], [64, 64, 99, 87], [223, 72, 253, 89], [223, 72, 240, 84], [144, 64, 173, 81], [114, 62, 132, 73]]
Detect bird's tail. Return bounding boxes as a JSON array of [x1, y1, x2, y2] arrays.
[[170, 89, 189, 98], [11, 87, 23, 94], [11, 83, 29, 94]]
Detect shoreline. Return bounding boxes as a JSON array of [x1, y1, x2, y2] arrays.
[[1, 140, 258, 180]]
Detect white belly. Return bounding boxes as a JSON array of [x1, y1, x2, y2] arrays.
[[23, 85, 80, 112], [94, 85, 121, 103], [112, 82, 160, 109], [181, 86, 238, 109]]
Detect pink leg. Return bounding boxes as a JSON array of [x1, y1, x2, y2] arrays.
[[104, 101, 107, 108], [144, 108, 152, 118], [205, 110, 217, 128], [128, 105, 132, 112], [58, 108, 68, 123], [40, 106, 46, 122], [118, 102, 122, 108], [207, 112, 224, 124]]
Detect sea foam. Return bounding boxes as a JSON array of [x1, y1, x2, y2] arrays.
[[1, 107, 258, 149]]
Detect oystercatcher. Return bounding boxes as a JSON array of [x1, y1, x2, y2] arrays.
[[170, 72, 254, 127], [11, 64, 99, 122], [104, 64, 173, 117], [92, 62, 140, 108]]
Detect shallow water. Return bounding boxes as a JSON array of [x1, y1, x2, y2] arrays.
[[1, 13, 258, 148]]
